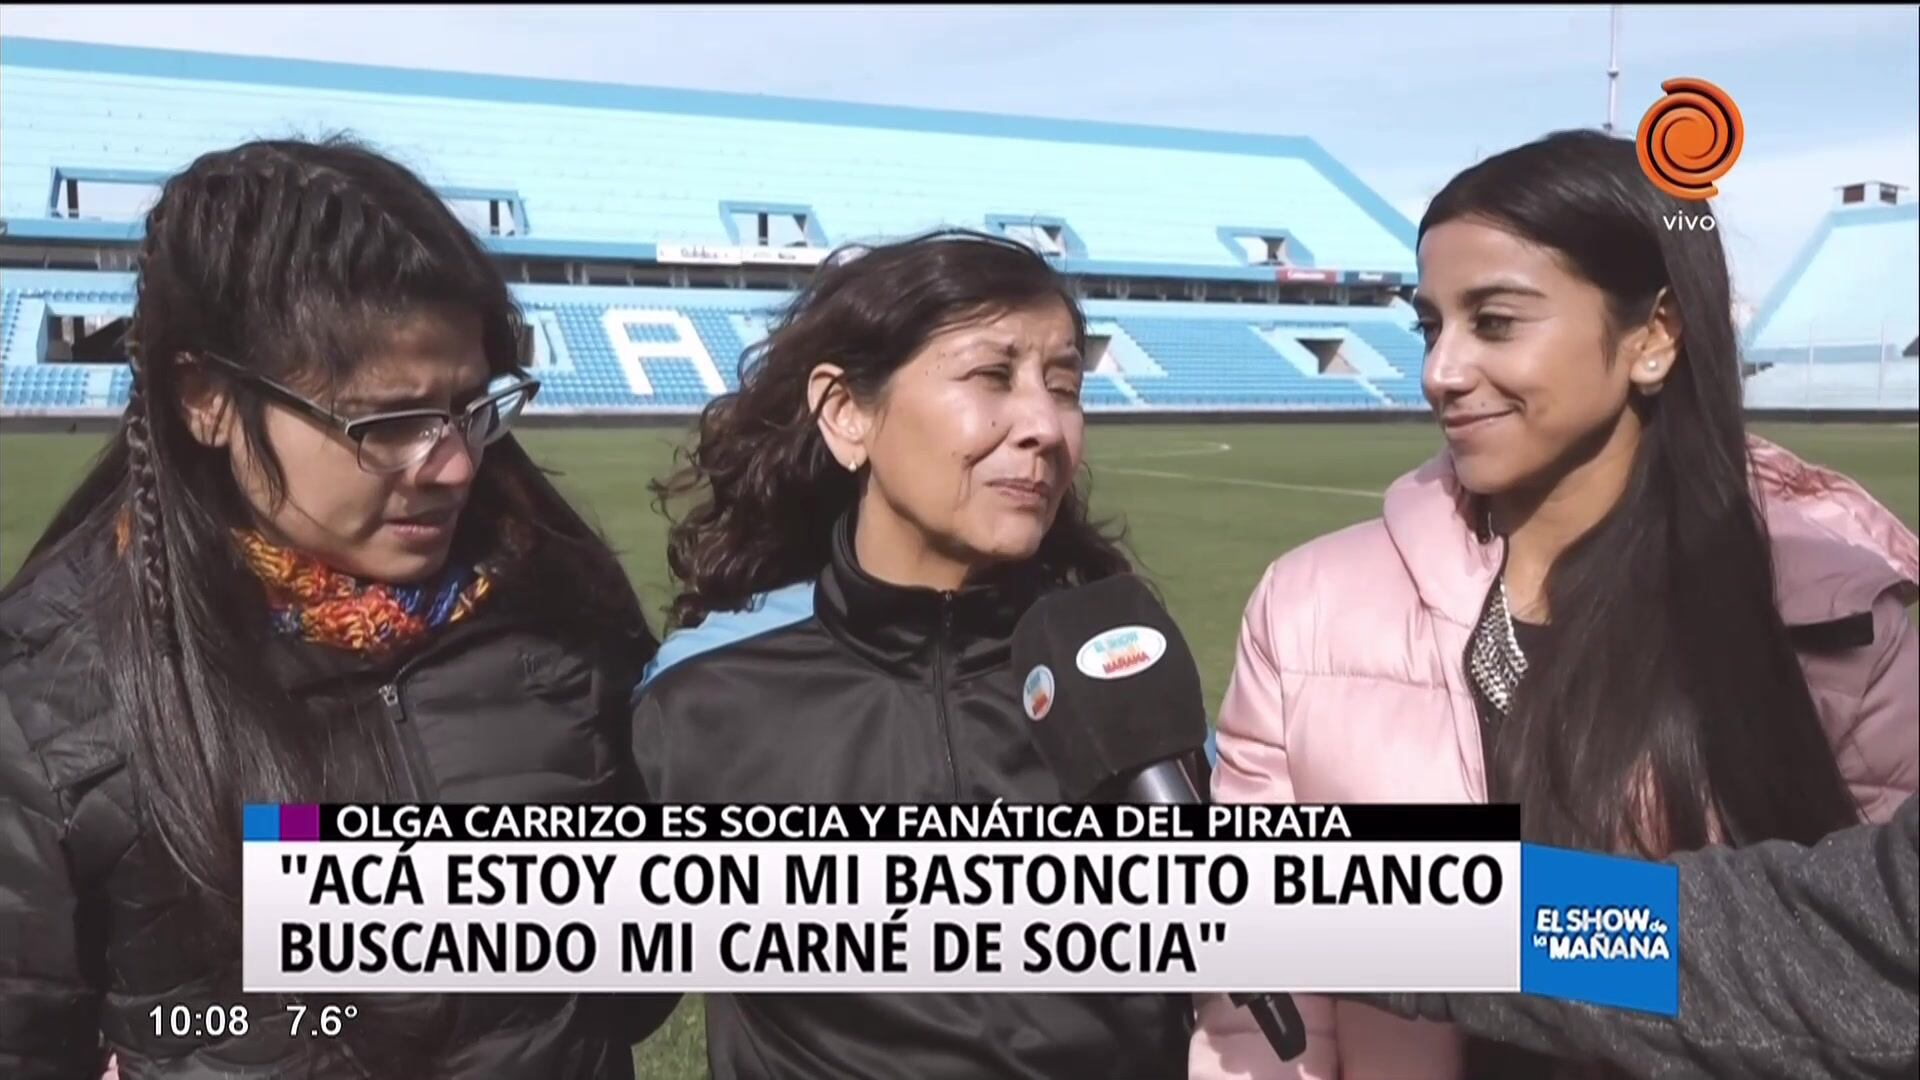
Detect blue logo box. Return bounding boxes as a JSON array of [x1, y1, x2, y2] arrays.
[[1519, 843, 1679, 1017]]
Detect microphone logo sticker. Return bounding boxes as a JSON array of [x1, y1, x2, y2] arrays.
[[1022, 665, 1055, 721], [1074, 625, 1168, 681]]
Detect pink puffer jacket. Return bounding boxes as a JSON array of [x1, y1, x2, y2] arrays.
[[1190, 436, 1919, 1080]]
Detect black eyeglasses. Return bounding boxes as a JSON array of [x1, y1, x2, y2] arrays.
[[197, 351, 540, 475]]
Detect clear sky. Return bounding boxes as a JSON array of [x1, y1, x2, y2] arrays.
[[5, 3, 1916, 310]]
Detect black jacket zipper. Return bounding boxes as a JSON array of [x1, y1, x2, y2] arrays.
[[371, 621, 498, 802], [932, 593, 960, 798], [374, 681, 437, 802]]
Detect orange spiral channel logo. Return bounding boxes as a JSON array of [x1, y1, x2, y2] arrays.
[[1636, 78, 1744, 201]]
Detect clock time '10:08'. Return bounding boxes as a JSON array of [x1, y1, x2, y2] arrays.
[[149, 1003, 361, 1038]]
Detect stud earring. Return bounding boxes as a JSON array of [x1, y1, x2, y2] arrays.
[[1638, 368, 1666, 396]]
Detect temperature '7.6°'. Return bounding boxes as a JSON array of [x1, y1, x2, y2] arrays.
[[288, 1003, 360, 1038]]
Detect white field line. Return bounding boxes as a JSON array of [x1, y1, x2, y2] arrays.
[[1098, 440, 1236, 461], [1101, 466, 1383, 499], [1094, 442, 1383, 499]]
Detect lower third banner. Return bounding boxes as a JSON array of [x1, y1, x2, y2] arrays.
[[236, 802, 1676, 1015]]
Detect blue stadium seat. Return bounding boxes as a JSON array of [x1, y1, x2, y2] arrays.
[[0, 282, 1576, 416], [683, 308, 764, 391], [1117, 318, 1383, 409], [1343, 322, 1427, 405]]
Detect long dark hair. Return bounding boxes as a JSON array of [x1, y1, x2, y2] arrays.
[[1421, 130, 1860, 859], [5, 137, 651, 935], [653, 228, 1131, 628]]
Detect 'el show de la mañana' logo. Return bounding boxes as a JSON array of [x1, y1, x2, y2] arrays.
[[1075, 626, 1168, 681], [1636, 77, 1744, 203]]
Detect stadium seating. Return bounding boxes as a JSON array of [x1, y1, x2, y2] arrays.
[[10, 265, 1917, 416], [546, 305, 710, 409], [1079, 374, 1136, 408], [1739, 198, 1918, 409], [1743, 360, 1920, 411], [0, 275, 1434, 414], [1, 38, 1415, 276], [0, 291, 19, 366], [1116, 318, 1381, 409], [1747, 344, 1906, 368], [1342, 321, 1428, 406], [683, 309, 755, 391], [2, 39, 1911, 418], [0, 39, 1437, 414]]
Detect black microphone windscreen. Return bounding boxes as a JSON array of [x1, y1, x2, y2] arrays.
[[1010, 573, 1209, 801]]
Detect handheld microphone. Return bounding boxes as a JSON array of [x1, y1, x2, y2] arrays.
[[1010, 572, 1209, 804], [1010, 573, 1307, 1063]]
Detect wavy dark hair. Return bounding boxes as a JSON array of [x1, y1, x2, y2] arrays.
[[6, 136, 652, 929], [1423, 132, 1860, 850], [653, 228, 1130, 627]]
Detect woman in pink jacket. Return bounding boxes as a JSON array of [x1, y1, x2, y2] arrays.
[[1192, 129, 1919, 1080]]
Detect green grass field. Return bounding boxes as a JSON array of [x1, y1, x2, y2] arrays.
[[2, 420, 1915, 1077]]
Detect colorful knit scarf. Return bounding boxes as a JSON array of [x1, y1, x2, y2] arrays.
[[111, 511, 527, 655], [233, 525, 525, 656]]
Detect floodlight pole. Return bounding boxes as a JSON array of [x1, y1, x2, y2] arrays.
[[1606, 5, 1622, 134]]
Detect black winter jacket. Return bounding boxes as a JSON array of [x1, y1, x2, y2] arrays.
[[0, 535, 676, 1080], [632, 514, 1192, 1080]]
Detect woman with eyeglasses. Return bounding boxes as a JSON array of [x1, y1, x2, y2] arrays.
[[0, 138, 674, 1080]]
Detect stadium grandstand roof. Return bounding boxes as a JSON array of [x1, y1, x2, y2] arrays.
[[0, 37, 1415, 281], [1745, 197, 1918, 359]]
